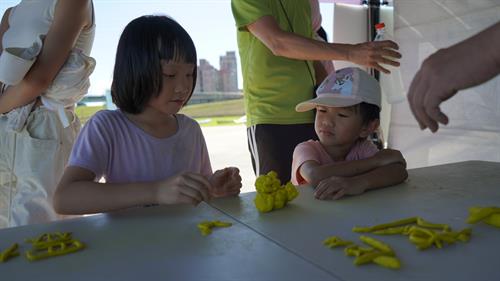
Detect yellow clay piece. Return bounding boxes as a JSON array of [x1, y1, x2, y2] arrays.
[[353, 217, 418, 233], [25, 240, 85, 262], [359, 236, 394, 254], [26, 232, 73, 246], [354, 217, 470, 251], [354, 251, 385, 266], [416, 218, 450, 231], [343, 245, 374, 257], [372, 226, 407, 235], [327, 235, 401, 270], [373, 255, 401, 269], [253, 171, 298, 213], [323, 236, 353, 248], [484, 213, 500, 228], [197, 220, 233, 236], [0, 243, 20, 263], [467, 206, 500, 227]]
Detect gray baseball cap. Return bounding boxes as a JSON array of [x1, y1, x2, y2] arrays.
[[296, 67, 381, 112]]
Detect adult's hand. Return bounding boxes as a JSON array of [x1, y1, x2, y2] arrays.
[[408, 21, 500, 133]]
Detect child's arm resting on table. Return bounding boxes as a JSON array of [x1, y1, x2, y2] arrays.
[[299, 149, 406, 185], [53, 166, 212, 215], [314, 162, 408, 200]]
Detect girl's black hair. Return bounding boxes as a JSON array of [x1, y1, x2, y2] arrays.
[[111, 15, 197, 114]]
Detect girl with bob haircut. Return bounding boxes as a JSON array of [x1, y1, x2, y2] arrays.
[[54, 15, 242, 215]]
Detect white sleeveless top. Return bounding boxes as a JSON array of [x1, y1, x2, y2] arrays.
[[0, 0, 96, 128]]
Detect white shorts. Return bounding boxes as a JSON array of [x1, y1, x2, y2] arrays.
[[0, 107, 80, 228]]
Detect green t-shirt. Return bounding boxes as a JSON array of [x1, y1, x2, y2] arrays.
[[232, 0, 315, 127]]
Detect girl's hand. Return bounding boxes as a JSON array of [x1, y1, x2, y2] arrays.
[[209, 167, 242, 198], [314, 176, 364, 200], [155, 172, 211, 205]]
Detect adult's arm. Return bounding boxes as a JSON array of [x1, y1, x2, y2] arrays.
[[247, 15, 401, 74], [0, 0, 92, 113], [0, 8, 12, 91]]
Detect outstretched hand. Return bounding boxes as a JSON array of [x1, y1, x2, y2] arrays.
[[209, 167, 242, 198], [407, 21, 500, 133]]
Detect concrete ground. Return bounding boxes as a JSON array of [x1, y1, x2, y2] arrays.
[[201, 125, 256, 193]]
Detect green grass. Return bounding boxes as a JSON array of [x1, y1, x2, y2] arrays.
[[75, 105, 105, 124], [193, 115, 245, 126], [180, 99, 244, 118], [75, 98, 245, 126]]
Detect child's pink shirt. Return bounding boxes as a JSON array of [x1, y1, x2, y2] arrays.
[[291, 139, 379, 185]]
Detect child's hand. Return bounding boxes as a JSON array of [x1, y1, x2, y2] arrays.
[[375, 149, 406, 167], [209, 167, 242, 198], [314, 176, 364, 200], [156, 172, 211, 205]]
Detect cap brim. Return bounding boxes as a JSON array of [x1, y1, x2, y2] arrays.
[[295, 96, 363, 112]]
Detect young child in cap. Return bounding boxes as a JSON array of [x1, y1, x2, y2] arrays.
[[291, 67, 407, 200]]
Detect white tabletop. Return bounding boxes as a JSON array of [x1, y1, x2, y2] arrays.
[[1, 161, 499, 280], [211, 161, 500, 281], [0, 202, 336, 281]]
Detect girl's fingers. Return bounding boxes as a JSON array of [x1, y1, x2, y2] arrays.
[[176, 192, 201, 206], [331, 189, 346, 200], [184, 173, 211, 201], [179, 185, 204, 203]]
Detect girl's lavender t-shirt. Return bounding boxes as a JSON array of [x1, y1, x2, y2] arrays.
[[68, 110, 212, 183], [291, 139, 379, 185]]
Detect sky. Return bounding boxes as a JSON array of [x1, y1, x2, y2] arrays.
[[0, 0, 334, 96]]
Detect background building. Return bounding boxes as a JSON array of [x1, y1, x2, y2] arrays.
[[196, 51, 238, 93], [219, 51, 238, 92]]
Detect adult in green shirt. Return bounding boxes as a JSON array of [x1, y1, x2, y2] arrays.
[[232, 0, 401, 184]]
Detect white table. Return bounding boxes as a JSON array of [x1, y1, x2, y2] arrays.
[[0, 203, 336, 281], [1, 161, 499, 281], [212, 161, 500, 281]]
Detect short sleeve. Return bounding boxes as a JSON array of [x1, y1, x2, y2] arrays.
[[68, 113, 110, 180], [231, 0, 271, 30], [291, 141, 321, 185], [357, 140, 379, 159]]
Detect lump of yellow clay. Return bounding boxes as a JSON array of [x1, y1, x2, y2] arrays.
[[467, 206, 500, 228], [254, 193, 274, 213], [197, 220, 233, 236], [255, 171, 281, 194], [254, 171, 299, 213]]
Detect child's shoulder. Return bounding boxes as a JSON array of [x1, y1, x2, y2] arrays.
[[175, 113, 201, 131], [294, 139, 321, 152], [86, 110, 127, 128], [297, 139, 320, 148], [89, 109, 121, 121]]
